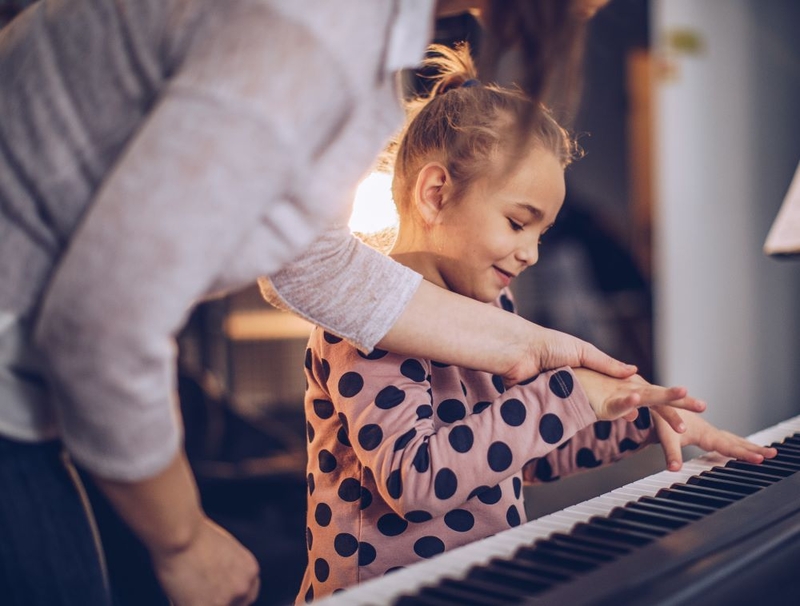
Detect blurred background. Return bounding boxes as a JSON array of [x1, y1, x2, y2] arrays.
[[4, 0, 799, 604]]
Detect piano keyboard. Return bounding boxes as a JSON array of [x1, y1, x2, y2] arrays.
[[314, 413, 800, 606]]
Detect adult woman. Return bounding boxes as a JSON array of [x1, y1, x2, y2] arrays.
[[0, 1, 640, 605]]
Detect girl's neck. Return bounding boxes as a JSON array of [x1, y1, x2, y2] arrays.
[[389, 227, 448, 290]]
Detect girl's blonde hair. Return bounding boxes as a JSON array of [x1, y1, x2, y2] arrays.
[[391, 43, 579, 212]]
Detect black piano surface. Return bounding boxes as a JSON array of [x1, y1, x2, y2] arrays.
[[394, 435, 800, 606]]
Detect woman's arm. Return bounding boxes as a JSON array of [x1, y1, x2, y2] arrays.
[[91, 453, 260, 606], [379, 279, 638, 385], [264, 232, 638, 386]]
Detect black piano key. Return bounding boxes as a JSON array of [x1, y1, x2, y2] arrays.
[[770, 452, 800, 468], [588, 515, 670, 538], [488, 557, 572, 583], [655, 486, 734, 509], [782, 435, 800, 446], [638, 495, 718, 517], [467, 563, 551, 595], [534, 536, 619, 562], [727, 460, 795, 477], [771, 442, 800, 455], [687, 475, 762, 495], [514, 544, 601, 572], [417, 577, 524, 606], [700, 468, 775, 488], [609, 504, 690, 529], [572, 521, 654, 547], [547, 532, 631, 557]]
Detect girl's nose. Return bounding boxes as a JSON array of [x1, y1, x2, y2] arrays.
[[516, 239, 539, 267]]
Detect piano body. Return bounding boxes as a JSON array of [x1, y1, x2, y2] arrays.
[[314, 414, 800, 605]]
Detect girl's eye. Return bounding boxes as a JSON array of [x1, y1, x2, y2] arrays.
[[508, 218, 524, 232]]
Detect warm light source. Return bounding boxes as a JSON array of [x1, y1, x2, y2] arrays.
[[349, 172, 398, 234]]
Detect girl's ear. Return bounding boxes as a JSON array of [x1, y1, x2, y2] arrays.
[[413, 162, 452, 226]]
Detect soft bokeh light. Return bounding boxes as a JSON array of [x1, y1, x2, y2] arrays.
[[349, 172, 398, 234]]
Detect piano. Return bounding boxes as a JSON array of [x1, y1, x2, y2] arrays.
[[314, 413, 800, 605]]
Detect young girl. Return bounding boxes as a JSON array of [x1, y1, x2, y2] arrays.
[[296, 44, 775, 603]]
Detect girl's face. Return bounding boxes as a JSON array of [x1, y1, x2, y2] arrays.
[[431, 146, 565, 303]]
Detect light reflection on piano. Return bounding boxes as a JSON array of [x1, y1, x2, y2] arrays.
[[314, 414, 800, 605]]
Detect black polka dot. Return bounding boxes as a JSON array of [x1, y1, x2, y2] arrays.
[[434, 468, 458, 499], [306, 526, 313, 550], [385, 567, 404, 575], [500, 293, 515, 312], [321, 359, 330, 383], [315, 503, 332, 527], [634, 407, 651, 430], [513, 476, 522, 499], [416, 405, 433, 419], [557, 437, 572, 450], [304, 348, 313, 371], [519, 374, 539, 385], [405, 510, 433, 523], [576, 448, 602, 468], [375, 385, 406, 409], [314, 558, 330, 582], [548, 370, 574, 398], [413, 442, 430, 473], [338, 372, 364, 398], [358, 542, 377, 566], [460, 381, 468, 397], [533, 457, 560, 482], [448, 426, 474, 453], [431, 360, 450, 368], [593, 420, 612, 440], [444, 509, 474, 532], [334, 533, 358, 557], [414, 536, 445, 559], [477, 485, 502, 505], [319, 450, 337, 473], [312, 398, 334, 419], [620, 438, 640, 452], [491, 374, 506, 394], [304, 584, 313, 603], [473, 401, 491, 414], [394, 428, 417, 451], [323, 331, 342, 344], [437, 399, 466, 423], [358, 425, 383, 451], [539, 413, 564, 444], [468, 485, 489, 500], [500, 398, 526, 426], [337, 426, 351, 447], [387, 470, 403, 499], [338, 478, 361, 502], [487, 442, 513, 472], [359, 487, 373, 510], [307, 473, 315, 495], [306, 421, 315, 443], [377, 513, 409, 537], [400, 359, 426, 382], [338, 412, 349, 432], [506, 505, 521, 527], [358, 348, 388, 360]]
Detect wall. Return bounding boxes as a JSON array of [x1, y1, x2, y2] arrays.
[[652, 0, 800, 435]]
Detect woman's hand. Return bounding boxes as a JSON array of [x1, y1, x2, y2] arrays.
[[152, 516, 261, 606], [653, 409, 778, 471], [506, 326, 639, 386], [572, 368, 706, 433]]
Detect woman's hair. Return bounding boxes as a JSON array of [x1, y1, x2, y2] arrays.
[[391, 43, 579, 212]]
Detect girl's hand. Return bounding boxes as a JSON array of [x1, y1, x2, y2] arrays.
[[653, 409, 778, 471], [572, 369, 706, 433]]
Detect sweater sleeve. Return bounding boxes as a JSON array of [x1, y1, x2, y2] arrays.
[[259, 226, 422, 353], [317, 338, 597, 519], [522, 411, 658, 484], [33, 1, 403, 481]]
